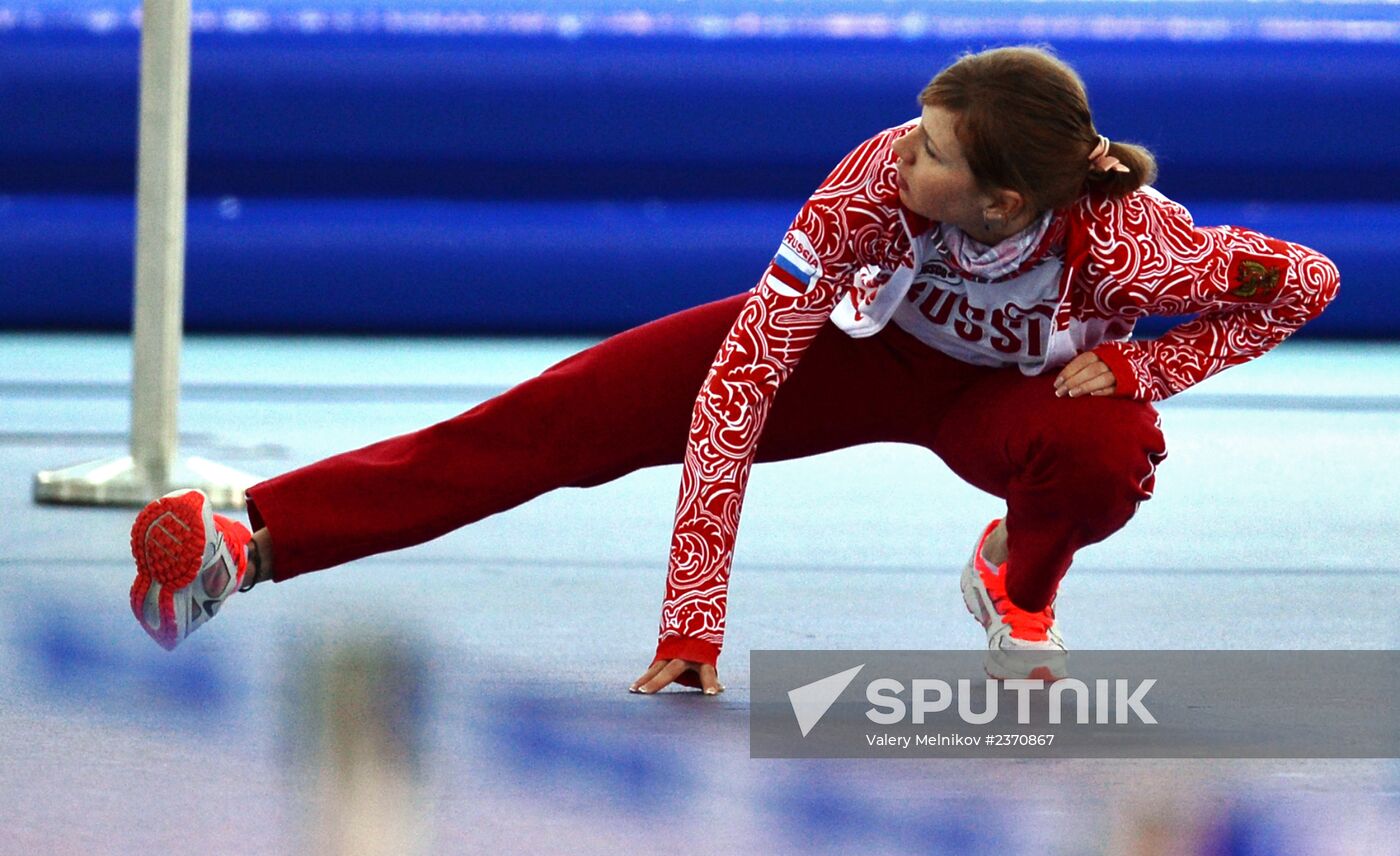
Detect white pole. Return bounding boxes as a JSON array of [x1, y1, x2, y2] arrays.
[[129, 0, 191, 489], [34, 0, 258, 508]]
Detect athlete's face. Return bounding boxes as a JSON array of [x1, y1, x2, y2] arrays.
[[892, 105, 997, 233]]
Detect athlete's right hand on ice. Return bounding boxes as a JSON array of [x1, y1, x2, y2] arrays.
[[629, 658, 724, 695]]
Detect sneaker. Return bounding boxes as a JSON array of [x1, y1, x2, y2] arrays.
[[129, 489, 252, 651], [959, 518, 1067, 681]]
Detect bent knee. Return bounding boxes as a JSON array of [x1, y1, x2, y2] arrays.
[[1041, 400, 1167, 502]]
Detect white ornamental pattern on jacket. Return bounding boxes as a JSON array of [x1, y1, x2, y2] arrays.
[[1079, 190, 1340, 400], [656, 127, 908, 658]]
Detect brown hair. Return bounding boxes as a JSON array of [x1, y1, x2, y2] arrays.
[[919, 45, 1157, 213]]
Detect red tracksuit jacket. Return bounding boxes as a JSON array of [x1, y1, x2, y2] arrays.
[[653, 121, 1340, 667]]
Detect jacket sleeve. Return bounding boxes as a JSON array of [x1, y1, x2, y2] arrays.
[[653, 130, 900, 668], [1082, 190, 1340, 401]]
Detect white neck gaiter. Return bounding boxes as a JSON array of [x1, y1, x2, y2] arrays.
[[938, 209, 1054, 280]]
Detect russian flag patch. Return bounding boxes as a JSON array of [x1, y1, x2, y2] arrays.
[[764, 231, 822, 298]]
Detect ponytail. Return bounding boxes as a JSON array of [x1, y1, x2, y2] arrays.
[[1084, 140, 1157, 198]]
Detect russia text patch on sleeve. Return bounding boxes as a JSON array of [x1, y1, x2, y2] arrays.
[[764, 230, 823, 297]]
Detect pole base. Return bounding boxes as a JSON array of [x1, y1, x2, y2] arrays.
[[34, 455, 259, 509]]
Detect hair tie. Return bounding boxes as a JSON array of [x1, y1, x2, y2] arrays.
[[1088, 134, 1130, 174]]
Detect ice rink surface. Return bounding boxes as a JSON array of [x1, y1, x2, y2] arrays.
[[2, 332, 1397, 854]]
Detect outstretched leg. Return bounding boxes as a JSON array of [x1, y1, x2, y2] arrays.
[[245, 295, 744, 580], [244, 295, 974, 582]]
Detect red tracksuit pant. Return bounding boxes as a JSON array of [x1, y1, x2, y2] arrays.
[[246, 293, 1166, 613]]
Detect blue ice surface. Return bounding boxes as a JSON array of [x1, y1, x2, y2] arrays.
[[2, 332, 1397, 853]]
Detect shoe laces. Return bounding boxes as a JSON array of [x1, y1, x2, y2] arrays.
[[979, 561, 1055, 642]]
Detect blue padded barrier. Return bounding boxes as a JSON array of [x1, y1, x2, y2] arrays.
[[1, 194, 1392, 337], [4, 2, 1396, 336], [2, 3, 1399, 201]]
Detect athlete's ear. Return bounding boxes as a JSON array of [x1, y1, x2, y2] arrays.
[[984, 188, 1027, 223]]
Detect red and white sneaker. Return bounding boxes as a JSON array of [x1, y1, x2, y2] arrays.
[[960, 518, 1067, 680], [129, 489, 252, 651]]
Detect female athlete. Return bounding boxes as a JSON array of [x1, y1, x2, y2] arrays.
[[126, 46, 1338, 694]]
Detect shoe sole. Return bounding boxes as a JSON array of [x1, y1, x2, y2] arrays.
[[985, 649, 1067, 682], [131, 491, 211, 589], [129, 490, 212, 650]]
